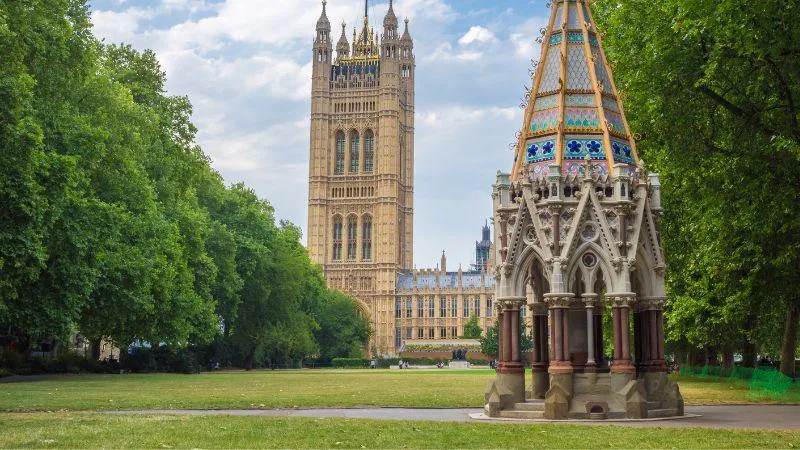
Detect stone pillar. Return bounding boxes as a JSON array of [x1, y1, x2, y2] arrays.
[[638, 297, 667, 372], [582, 294, 598, 371], [610, 294, 636, 374], [496, 297, 526, 403], [594, 304, 605, 368], [496, 303, 505, 371], [544, 294, 573, 373], [530, 301, 549, 398]]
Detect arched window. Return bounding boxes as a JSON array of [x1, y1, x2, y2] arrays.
[[347, 215, 357, 260], [362, 215, 372, 261], [332, 216, 343, 261], [335, 132, 345, 174], [364, 130, 375, 173], [349, 131, 360, 173]]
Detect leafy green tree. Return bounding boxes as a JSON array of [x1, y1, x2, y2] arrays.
[[479, 320, 533, 357], [314, 290, 372, 360], [462, 314, 483, 339], [593, 0, 800, 375]]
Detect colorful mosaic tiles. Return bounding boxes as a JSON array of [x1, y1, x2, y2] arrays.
[[566, 32, 584, 44], [565, 108, 600, 131], [564, 161, 609, 176], [565, 94, 596, 107], [538, 49, 562, 93], [602, 96, 619, 112], [530, 109, 559, 133], [529, 162, 552, 178], [567, 46, 592, 90], [534, 95, 559, 111], [589, 34, 599, 47], [527, 137, 557, 163], [549, 33, 563, 46], [605, 110, 626, 134], [611, 139, 635, 164], [564, 137, 606, 160], [594, 54, 611, 90]]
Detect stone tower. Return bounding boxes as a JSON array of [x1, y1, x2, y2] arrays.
[[484, 0, 682, 420], [307, 0, 415, 355]]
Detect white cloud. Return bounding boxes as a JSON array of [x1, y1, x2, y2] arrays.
[[458, 26, 496, 45]]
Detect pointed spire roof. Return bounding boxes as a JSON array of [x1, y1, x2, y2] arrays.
[[316, 0, 330, 32], [511, 0, 640, 181], [384, 0, 398, 29], [401, 17, 412, 41], [336, 22, 350, 58]]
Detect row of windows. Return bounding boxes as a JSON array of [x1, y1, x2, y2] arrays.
[[334, 101, 376, 114], [335, 130, 375, 175], [332, 215, 372, 261], [394, 327, 462, 346], [331, 186, 375, 198], [394, 298, 494, 319]]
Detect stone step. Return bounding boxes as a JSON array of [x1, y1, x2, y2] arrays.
[[513, 402, 545, 412], [646, 401, 660, 409], [499, 409, 545, 420], [647, 408, 678, 419]]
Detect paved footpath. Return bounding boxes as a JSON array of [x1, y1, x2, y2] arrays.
[[103, 405, 800, 430]]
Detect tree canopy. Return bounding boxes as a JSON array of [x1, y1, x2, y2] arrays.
[[0, 0, 370, 368]]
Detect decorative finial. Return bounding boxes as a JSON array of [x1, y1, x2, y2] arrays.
[[582, 154, 593, 180]]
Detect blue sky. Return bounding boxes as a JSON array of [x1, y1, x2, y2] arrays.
[[89, 0, 551, 269]]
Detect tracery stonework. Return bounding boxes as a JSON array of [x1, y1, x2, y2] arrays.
[[307, 1, 415, 355]]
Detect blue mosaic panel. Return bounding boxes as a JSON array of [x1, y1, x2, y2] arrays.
[[564, 137, 606, 161], [549, 33, 563, 46], [565, 94, 596, 107], [594, 55, 611, 90], [567, 3, 580, 29], [567, 46, 592, 90], [564, 161, 609, 176], [534, 94, 559, 111], [565, 108, 601, 130], [538, 49, 562, 93], [526, 137, 557, 163], [605, 110, 626, 134], [589, 34, 599, 47], [611, 139, 635, 164], [566, 32, 584, 44], [555, 3, 565, 29], [602, 96, 620, 112], [582, 2, 592, 23]]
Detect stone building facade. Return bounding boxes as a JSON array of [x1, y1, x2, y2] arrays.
[[307, 1, 416, 355]]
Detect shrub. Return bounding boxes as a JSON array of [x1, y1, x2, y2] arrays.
[[0, 349, 25, 372], [332, 358, 370, 368], [0, 368, 13, 378]]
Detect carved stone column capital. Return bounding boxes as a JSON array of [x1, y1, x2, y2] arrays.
[[498, 296, 526, 311], [581, 293, 599, 309], [543, 293, 575, 309], [528, 301, 548, 315], [607, 293, 636, 309], [636, 296, 666, 312]]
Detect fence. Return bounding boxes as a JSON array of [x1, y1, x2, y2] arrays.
[[678, 365, 795, 401]]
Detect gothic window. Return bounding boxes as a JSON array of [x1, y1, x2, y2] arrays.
[[429, 297, 435, 318], [440, 327, 447, 339], [463, 298, 470, 317], [405, 299, 412, 318], [349, 131, 360, 173], [364, 130, 375, 172], [451, 326, 458, 338], [450, 298, 457, 317], [417, 298, 424, 317], [406, 327, 412, 338], [440, 298, 447, 317], [395, 299, 401, 319], [428, 328, 434, 339], [417, 328, 424, 339], [395, 328, 402, 348], [475, 298, 481, 318], [332, 216, 343, 261], [487, 298, 493, 317], [362, 215, 372, 261], [347, 215, 357, 260], [335, 132, 345, 174]]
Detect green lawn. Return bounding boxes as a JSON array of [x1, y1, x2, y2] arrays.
[[1, 413, 799, 449], [1, 370, 798, 412]]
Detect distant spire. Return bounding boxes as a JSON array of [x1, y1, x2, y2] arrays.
[[365, 0, 369, 18], [316, 0, 330, 32]]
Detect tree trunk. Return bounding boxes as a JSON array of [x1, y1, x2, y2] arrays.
[[779, 303, 799, 378]]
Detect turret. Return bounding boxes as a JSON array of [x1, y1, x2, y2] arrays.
[[383, 0, 398, 40], [313, 0, 332, 75], [440, 251, 447, 274], [336, 22, 350, 61]]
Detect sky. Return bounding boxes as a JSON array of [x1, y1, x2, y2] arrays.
[[88, 0, 551, 270]]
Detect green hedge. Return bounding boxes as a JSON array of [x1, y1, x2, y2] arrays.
[[331, 358, 371, 368]]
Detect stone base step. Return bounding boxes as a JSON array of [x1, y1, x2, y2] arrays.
[[647, 401, 660, 409], [498, 409, 545, 420], [514, 402, 545, 412], [647, 408, 678, 419]]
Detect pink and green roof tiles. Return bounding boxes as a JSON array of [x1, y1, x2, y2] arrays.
[[511, 0, 640, 181]]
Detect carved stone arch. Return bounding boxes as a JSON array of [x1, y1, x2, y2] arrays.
[[632, 247, 657, 298], [510, 245, 551, 298], [566, 241, 615, 294]]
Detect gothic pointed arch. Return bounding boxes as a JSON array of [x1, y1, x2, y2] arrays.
[[346, 214, 358, 261], [335, 131, 345, 174], [332, 215, 344, 261], [361, 214, 373, 261], [349, 130, 360, 173], [363, 129, 375, 173]]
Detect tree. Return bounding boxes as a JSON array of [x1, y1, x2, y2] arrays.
[[479, 320, 533, 358], [593, 0, 800, 376], [462, 314, 483, 339], [314, 290, 372, 361]]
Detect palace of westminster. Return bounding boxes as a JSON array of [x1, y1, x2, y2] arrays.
[[306, 0, 513, 356]]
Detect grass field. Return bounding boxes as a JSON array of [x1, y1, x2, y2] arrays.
[[0, 370, 798, 412], [2, 413, 799, 449]]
